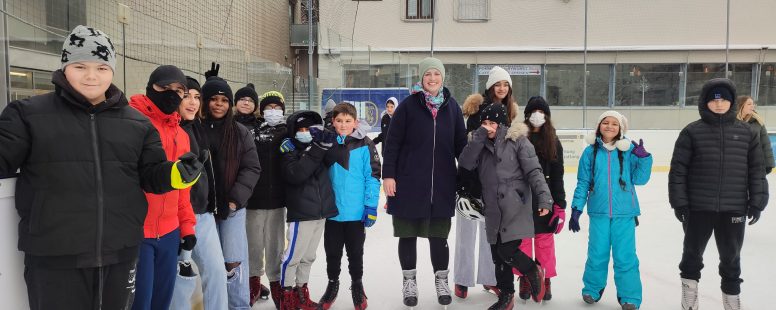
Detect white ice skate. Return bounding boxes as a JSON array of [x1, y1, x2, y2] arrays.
[[402, 269, 418, 309], [435, 269, 452, 308], [681, 278, 699, 310], [722, 293, 740, 310]]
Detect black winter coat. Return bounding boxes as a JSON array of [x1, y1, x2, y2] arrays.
[[181, 119, 216, 214], [383, 88, 468, 219], [746, 118, 775, 173], [372, 113, 392, 146], [0, 70, 174, 266], [204, 118, 262, 219], [669, 78, 769, 214], [528, 132, 566, 234], [282, 111, 338, 222], [239, 116, 288, 210]]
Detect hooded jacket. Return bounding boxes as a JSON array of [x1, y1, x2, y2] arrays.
[[458, 120, 553, 244], [745, 117, 775, 173], [383, 88, 468, 219], [324, 120, 382, 222], [238, 115, 288, 210], [0, 70, 175, 266], [281, 111, 339, 222], [129, 95, 196, 238], [669, 78, 768, 213]]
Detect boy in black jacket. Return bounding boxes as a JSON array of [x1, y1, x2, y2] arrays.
[[669, 78, 768, 310], [278, 110, 339, 310]]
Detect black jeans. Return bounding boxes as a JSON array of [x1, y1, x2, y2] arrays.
[[491, 236, 536, 294], [24, 259, 137, 310], [679, 211, 746, 295], [324, 220, 366, 281]]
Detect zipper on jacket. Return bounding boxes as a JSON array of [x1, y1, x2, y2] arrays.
[[717, 120, 724, 212], [430, 118, 437, 208], [90, 114, 105, 266], [607, 148, 612, 218], [155, 126, 174, 239]]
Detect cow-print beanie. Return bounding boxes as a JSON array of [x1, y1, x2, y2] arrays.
[[61, 25, 116, 71]]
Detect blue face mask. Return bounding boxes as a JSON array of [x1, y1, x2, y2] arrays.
[[295, 131, 312, 143]]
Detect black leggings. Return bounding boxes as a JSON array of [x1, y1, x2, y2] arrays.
[[491, 237, 537, 293], [398, 237, 449, 272]]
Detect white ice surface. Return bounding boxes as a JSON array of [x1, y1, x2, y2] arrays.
[[249, 172, 776, 310]]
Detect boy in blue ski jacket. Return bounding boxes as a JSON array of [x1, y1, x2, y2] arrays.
[[568, 110, 653, 310], [316, 102, 381, 309]]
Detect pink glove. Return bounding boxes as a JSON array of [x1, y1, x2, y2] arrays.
[[549, 204, 566, 234]]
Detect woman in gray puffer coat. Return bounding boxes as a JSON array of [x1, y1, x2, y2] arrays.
[[457, 103, 554, 309]]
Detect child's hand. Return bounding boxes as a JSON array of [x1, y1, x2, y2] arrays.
[[569, 208, 583, 233], [631, 139, 650, 158], [363, 206, 377, 227], [538, 208, 550, 216], [384, 178, 397, 196], [279, 138, 296, 153]]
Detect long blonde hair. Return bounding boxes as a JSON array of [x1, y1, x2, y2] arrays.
[[736, 95, 765, 125]]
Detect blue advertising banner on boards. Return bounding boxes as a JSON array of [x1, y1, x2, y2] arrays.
[[770, 133, 776, 167], [321, 88, 409, 132]]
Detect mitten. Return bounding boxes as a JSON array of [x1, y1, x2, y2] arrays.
[[279, 138, 296, 153], [204, 62, 220, 78], [569, 208, 583, 233], [363, 206, 377, 227], [548, 204, 566, 234], [179, 234, 197, 253], [748, 207, 761, 225], [674, 206, 689, 223], [631, 139, 650, 158], [171, 152, 203, 189]]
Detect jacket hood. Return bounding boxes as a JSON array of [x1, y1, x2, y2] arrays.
[[348, 119, 372, 140], [52, 69, 127, 112], [584, 133, 631, 151], [462, 93, 484, 117], [505, 119, 529, 141], [286, 110, 323, 137], [699, 78, 737, 124], [129, 94, 181, 127]]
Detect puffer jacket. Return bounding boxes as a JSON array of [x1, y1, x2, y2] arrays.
[[572, 136, 653, 218], [458, 120, 553, 244], [181, 119, 216, 214], [129, 95, 196, 238], [324, 120, 381, 222], [239, 116, 288, 210], [0, 70, 174, 266], [282, 111, 339, 222], [669, 78, 768, 213], [747, 118, 774, 173]]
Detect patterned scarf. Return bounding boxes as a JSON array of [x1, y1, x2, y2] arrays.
[[411, 82, 445, 119]]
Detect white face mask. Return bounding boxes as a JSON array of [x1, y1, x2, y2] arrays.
[[264, 109, 284, 126], [529, 111, 546, 127]]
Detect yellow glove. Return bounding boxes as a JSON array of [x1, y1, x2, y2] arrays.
[[171, 152, 203, 189]]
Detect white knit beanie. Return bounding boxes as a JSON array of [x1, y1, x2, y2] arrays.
[[585, 110, 631, 150], [485, 66, 512, 90]]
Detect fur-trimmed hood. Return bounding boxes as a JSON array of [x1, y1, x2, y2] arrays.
[[584, 132, 631, 151], [506, 119, 529, 141], [462, 93, 484, 117]]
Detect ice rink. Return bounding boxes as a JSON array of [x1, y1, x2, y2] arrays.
[[247, 172, 775, 310]]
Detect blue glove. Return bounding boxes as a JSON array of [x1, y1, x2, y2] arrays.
[[279, 138, 296, 153], [362, 206, 377, 227], [569, 208, 583, 233]]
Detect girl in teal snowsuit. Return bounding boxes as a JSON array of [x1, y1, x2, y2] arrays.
[[568, 111, 653, 310]]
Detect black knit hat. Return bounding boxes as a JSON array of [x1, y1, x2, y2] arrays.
[[147, 65, 187, 88], [201, 76, 233, 106], [185, 76, 201, 93], [479, 103, 508, 125], [524, 96, 551, 119], [260, 90, 285, 112], [296, 115, 316, 129], [235, 83, 259, 112], [705, 86, 734, 103]]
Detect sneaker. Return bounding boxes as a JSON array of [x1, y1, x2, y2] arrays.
[[402, 269, 418, 307], [295, 283, 322, 310], [525, 264, 546, 302], [621, 303, 638, 310], [280, 287, 297, 310], [319, 279, 339, 309], [543, 278, 552, 301], [351, 279, 368, 310], [583, 288, 605, 304], [484, 285, 501, 297], [270, 281, 283, 309], [681, 278, 699, 310], [487, 292, 515, 310], [517, 276, 530, 300], [454, 284, 468, 299], [434, 270, 452, 305], [722, 292, 740, 310]]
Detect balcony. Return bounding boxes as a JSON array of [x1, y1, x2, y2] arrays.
[[291, 24, 318, 47]]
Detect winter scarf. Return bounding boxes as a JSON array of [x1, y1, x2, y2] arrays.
[[412, 82, 445, 119]]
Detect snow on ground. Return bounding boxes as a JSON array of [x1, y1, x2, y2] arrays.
[[249, 172, 776, 310]]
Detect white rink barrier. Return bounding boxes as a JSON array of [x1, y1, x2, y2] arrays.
[[0, 177, 28, 309]]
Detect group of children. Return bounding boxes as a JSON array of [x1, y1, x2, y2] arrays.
[[0, 25, 769, 310]]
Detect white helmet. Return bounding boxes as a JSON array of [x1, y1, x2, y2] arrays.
[[456, 194, 485, 222]]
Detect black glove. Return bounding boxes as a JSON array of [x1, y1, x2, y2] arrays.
[[766, 167, 773, 175], [177, 152, 204, 183], [674, 207, 689, 223], [204, 62, 220, 78], [179, 234, 197, 253], [310, 125, 338, 145], [747, 208, 761, 225]]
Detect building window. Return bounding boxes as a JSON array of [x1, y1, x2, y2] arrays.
[[406, 0, 433, 20], [477, 65, 542, 104], [686, 63, 752, 106], [615, 64, 681, 106], [760, 64, 776, 106], [545, 64, 610, 106], [456, 0, 489, 21], [9, 67, 54, 101]]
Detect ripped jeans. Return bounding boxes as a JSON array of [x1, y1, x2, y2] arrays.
[[217, 208, 250, 309]]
